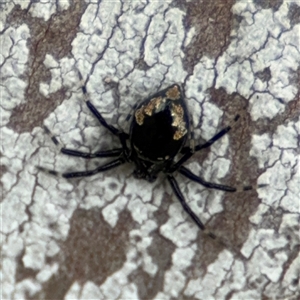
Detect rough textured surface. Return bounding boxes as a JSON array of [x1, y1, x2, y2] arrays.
[[1, 1, 299, 299]]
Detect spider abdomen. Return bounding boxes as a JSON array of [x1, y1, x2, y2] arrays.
[[38, 73, 253, 235], [130, 84, 189, 162]]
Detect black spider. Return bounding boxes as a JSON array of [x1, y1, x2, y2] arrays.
[[38, 74, 266, 239]]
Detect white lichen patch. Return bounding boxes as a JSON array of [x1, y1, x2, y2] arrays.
[[247, 118, 299, 295], [1, 24, 30, 126], [160, 203, 198, 248], [29, 1, 70, 21], [40, 55, 77, 97], [251, 120, 300, 211], [217, 2, 299, 121], [185, 250, 235, 299]]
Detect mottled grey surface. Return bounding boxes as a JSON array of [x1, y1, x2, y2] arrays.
[[1, 1, 299, 299]]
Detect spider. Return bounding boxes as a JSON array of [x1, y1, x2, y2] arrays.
[[38, 73, 266, 239]]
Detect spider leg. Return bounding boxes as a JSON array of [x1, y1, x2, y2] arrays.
[[43, 125, 123, 159], [176, 115, 240, 171], [61, 148, 123, 158], [37, 157, 125, 178], [78, 71, 129, 138], [167, 174, 216, 239], [179, 166, 267, 191], [195, 114, 240, 152], [179, 166, 236, 192], [78, 72, 130, 158], [188, 112, 195, 153]]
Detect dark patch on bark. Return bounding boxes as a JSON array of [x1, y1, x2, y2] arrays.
[[255, 67, 272, 83], [129, 231, 176, 299], [253, 0, 283, 11], [34, 208, 133, 300], [6, 2, 87, 133], [288, 3, 300, 25], [173, 0, 235, 74]]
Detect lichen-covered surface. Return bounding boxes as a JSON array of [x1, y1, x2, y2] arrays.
[[1, 1, 299, 299]]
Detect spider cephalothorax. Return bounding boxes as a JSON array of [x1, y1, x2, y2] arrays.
[[38, 74, 266, 237]]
